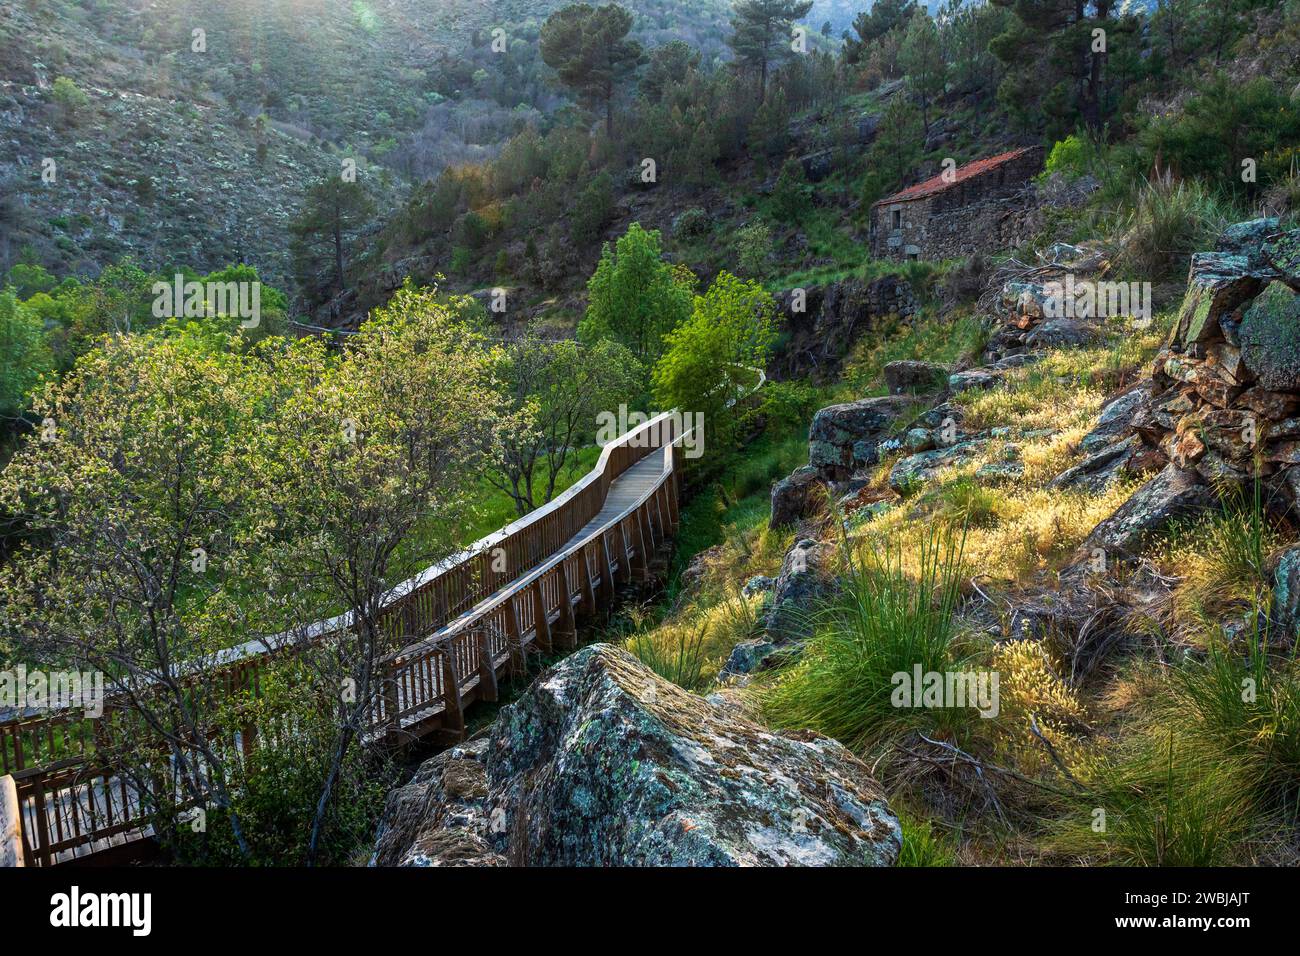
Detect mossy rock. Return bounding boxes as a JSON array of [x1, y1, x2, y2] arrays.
[[1240, 282, 1300, 391], [1264, 229, 1300, 290]]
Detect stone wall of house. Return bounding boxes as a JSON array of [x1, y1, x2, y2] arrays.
[[869, 147, 1044, 261]]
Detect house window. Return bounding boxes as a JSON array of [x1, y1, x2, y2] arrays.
[[891, 209, 902, 231]]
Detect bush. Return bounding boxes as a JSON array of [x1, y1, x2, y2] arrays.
[[50, 76, 90, 117]]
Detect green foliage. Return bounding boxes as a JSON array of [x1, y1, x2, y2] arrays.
[[0, 290, 53, 421], [1116, 175, 1231, 279], [570, 170, 615, 244], [728, 0, 815, 101], [652, 270, 776, 454], [580, 223, 695, 364], [898, 9, 946, 131], [770, 158, 810, 223], [49, 76, 89, 116], [734, 220, 773, 277], [5, 263, 57, 299], [1043, 133, 1089, 180], [540, 3, 644, 135], [289, 176, 377, 300], [1137, 76, 1300, 202]]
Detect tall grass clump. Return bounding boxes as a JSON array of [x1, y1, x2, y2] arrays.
[[1161, 482, 1280, 642], [1116, 175, 1230, 279], [762, 527, 968, 753], [1052, 622, 1300, 865]]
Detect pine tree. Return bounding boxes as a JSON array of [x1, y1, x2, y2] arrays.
[[540, 3, 645, 138], [727, 0, 814, 104]]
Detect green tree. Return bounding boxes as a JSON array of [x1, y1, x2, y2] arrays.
[[0, 289, 52, 423], [579, 223, 695, 365], [540, 3, 645, 137], [728, 0, 814, 103], [989, 0, 1120, 134], [652, 271, 777, 454], [49, 76, 90, 121], [843, 0, 917, 64], [898, 9, 947, 136], [492, 330, 642, 515], [289, 177, 376, 298], [251, 282, 506, 863]]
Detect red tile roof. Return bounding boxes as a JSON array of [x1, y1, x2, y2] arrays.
[[872, 147, 1036, 206]]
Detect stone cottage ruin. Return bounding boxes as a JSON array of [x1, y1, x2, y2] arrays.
[[869, 146, 1044, 261]]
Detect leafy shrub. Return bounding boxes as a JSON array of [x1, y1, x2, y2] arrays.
[[49, 76, 89, 116]]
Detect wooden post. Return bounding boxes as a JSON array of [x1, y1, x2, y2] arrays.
[[632, 507, 650, 582], [577, 546, 597, 619], [1, 773, 25, 867], [476, 629, 499, 702], [531, 580, 552, 653], [665, 475, 679, 532], [505, 598, 527, 679], [31, 776, 50, 867], [598, 535, 616, 606], [616, 522, 632, 585], [440, 648, 465, 739], [381, 659, 400, 734], [554, 563, 578, 649]]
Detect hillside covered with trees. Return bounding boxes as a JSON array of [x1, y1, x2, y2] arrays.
[[2, 0, 1300, 900]]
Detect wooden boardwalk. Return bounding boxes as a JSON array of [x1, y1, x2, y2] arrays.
[[1, 412, 690, 866]]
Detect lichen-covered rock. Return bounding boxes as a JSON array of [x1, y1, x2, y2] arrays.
[[888, 441, 984, 494], [370, 738, 504, 867], [808, 394, 918, 480], [883, 360, 951, 395], [1263, 228, 1300, 290], [1050, 434, 1161, 494], [1080, 381, 1153, 454], [1217, 217, 1280, 267], [375, 646, 902, 867], [1240, 282, 1300, 392], [770, 465, 827, 529], [765, 539, 840, 643], [718, 639, 779, 682], [1079, 464, 1216, 558], [1272, 547, 1300, 643], [1172, 251, 1271, 350]]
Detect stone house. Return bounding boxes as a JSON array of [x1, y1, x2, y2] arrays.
[[869, 146, 1044, 261]]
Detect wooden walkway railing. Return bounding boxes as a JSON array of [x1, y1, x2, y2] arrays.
[[0, 410, 694, 866]]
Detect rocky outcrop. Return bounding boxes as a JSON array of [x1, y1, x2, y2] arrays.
[[772, 276, 918, 381], [372, 645, 901, 867], [1079, 463, 1216, 558], [765, 539, 840, 643], [1273, 547, 1300, 643], [884, 360, 952, 395], [808, 394, 919, 481], [1144, 222, 1300, 487], [770, 465, 827, 529]]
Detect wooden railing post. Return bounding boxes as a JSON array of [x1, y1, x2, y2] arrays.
[[554, 562, 578, 650], [531, 580, 552, 653], [631, 507, 650, 582], [505, 598, 527, 679], [381, 659, 400, 736], [577, 546, 597, 620], [440, 648, 465, 739], [598, 534, 616, 606], [616, 522, 632, 585], [476, 629, 499, 702]]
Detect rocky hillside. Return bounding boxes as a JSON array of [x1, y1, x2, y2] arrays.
[[0, 0, 739, 289]]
